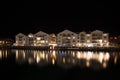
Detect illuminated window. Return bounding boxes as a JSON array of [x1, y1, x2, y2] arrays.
[[37, 37, 41, 40]]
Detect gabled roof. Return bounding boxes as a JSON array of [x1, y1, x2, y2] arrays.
[[58, 29, 76, 35], [35, 31, 48, 36], [16, 33, 26, 36], [79, 31, 86, 34], [91, 30, 103, 34]]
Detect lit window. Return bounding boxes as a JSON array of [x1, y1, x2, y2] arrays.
[[68, 37, 71, 39], [37, 37, 41, 40], [73, 37, 75, 39], [87, 40, 90, 43], [87, 34, 90, 36], [28, 34, 33, 37], [104, 40, 107, 43]]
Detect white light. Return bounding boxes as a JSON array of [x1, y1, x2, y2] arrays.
[[68, 37, 71, 39], [77, 52, 81, 59], [28, 34, 33, 37], [87, 40, 90, 43], [99, 52, 103, 63], [37, 37, 40, 40], [73, 37, 75, 39], [52, 59, 55, 65], [87, 34, 90, 36], [36, 54, 40, 63]]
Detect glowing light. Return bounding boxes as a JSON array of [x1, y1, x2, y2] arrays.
[[86, 61, 90, 67], [87, 34, 90, 36], [104, 52, 110, 61], [46, 54, 48, 62], [73, 37, 75, 39], [23, 52, 25, 59], [52, 59, 55, 65], [77, 52, 81, 59], [68, 37, 71, 39], [40, 53, 45, 59], [28, 58, 33, 64], [72, 51, 75, 57], [53, 50, 56, 57], [63, 58, 65, 63], [102, 62, 107, 68], [36, 54, 40, 63], [114, 56, 117, 64], [104, 40, 107, 43], [103, 34, 107, 36], [0, 50, 2, 59], [46, 40, 48, 43], [87, 40, 90, 43], [41, 40, 45, 43], [99, 52, 103, 63], [86, 44, 93, 47], [28, 34, 33, 37], [86, 51, 93, 60], [37, 37, 40, 40], [16, 50, 18, 59]]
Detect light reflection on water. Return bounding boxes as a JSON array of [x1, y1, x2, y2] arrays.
[[0, 50, 120, 70]]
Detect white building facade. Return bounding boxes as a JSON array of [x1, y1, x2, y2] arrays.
[[57, 30, 77, 47], [15, 30, 109, 47]]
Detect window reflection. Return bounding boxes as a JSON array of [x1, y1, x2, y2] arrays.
[[0, 49, 119, 70]]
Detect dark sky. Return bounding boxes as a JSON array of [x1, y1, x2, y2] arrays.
[[0, 1, 120, 38]]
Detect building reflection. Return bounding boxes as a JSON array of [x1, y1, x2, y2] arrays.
[[12, 50, 117, 69], [0, 49, 119, 70], [0, 50, 8, 59]]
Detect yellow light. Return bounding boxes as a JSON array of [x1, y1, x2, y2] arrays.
[[0, 50, 2, 59], [37, 37, 41, 40], [114, 56, 117, 64], [36, 54, 40, 63], [52, 59, 55, 65], [16, 50, 18, 60], [87, 40, 90, 43], [63, 58, 65, 63], [28, 58, 33, 64], [68, 37, 71, 39], [99, 52, 103, 63], [87, 34, 90, 36], [86, 61, 90, 67], [102, 62, 107, 68], [72, 52, 75, 57], [77, 52, 81, 59], [104, 53, 110, 61], [28, 34, 33, 37]]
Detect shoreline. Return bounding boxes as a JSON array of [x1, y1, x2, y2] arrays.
[[0, 46, 120, 52]]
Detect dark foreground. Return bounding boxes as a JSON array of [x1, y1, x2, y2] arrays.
[[0, 49, 120, 80], [0, 58, 120, 80]]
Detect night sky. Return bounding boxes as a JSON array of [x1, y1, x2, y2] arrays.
[[0, 1, 120, 39]]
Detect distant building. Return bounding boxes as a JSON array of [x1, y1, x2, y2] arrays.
[[57, 30, 77, 47], [0, 38, 14, 46], [109, 36, 119, 46], [14, 29, 109, 47], [15, 33, 27, 46], [15, 31, 50, 46], [49, 33, 57, 46], [77, 30, 109, 47]]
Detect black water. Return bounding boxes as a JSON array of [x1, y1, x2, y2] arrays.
[[0, 50, 120, 80]]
